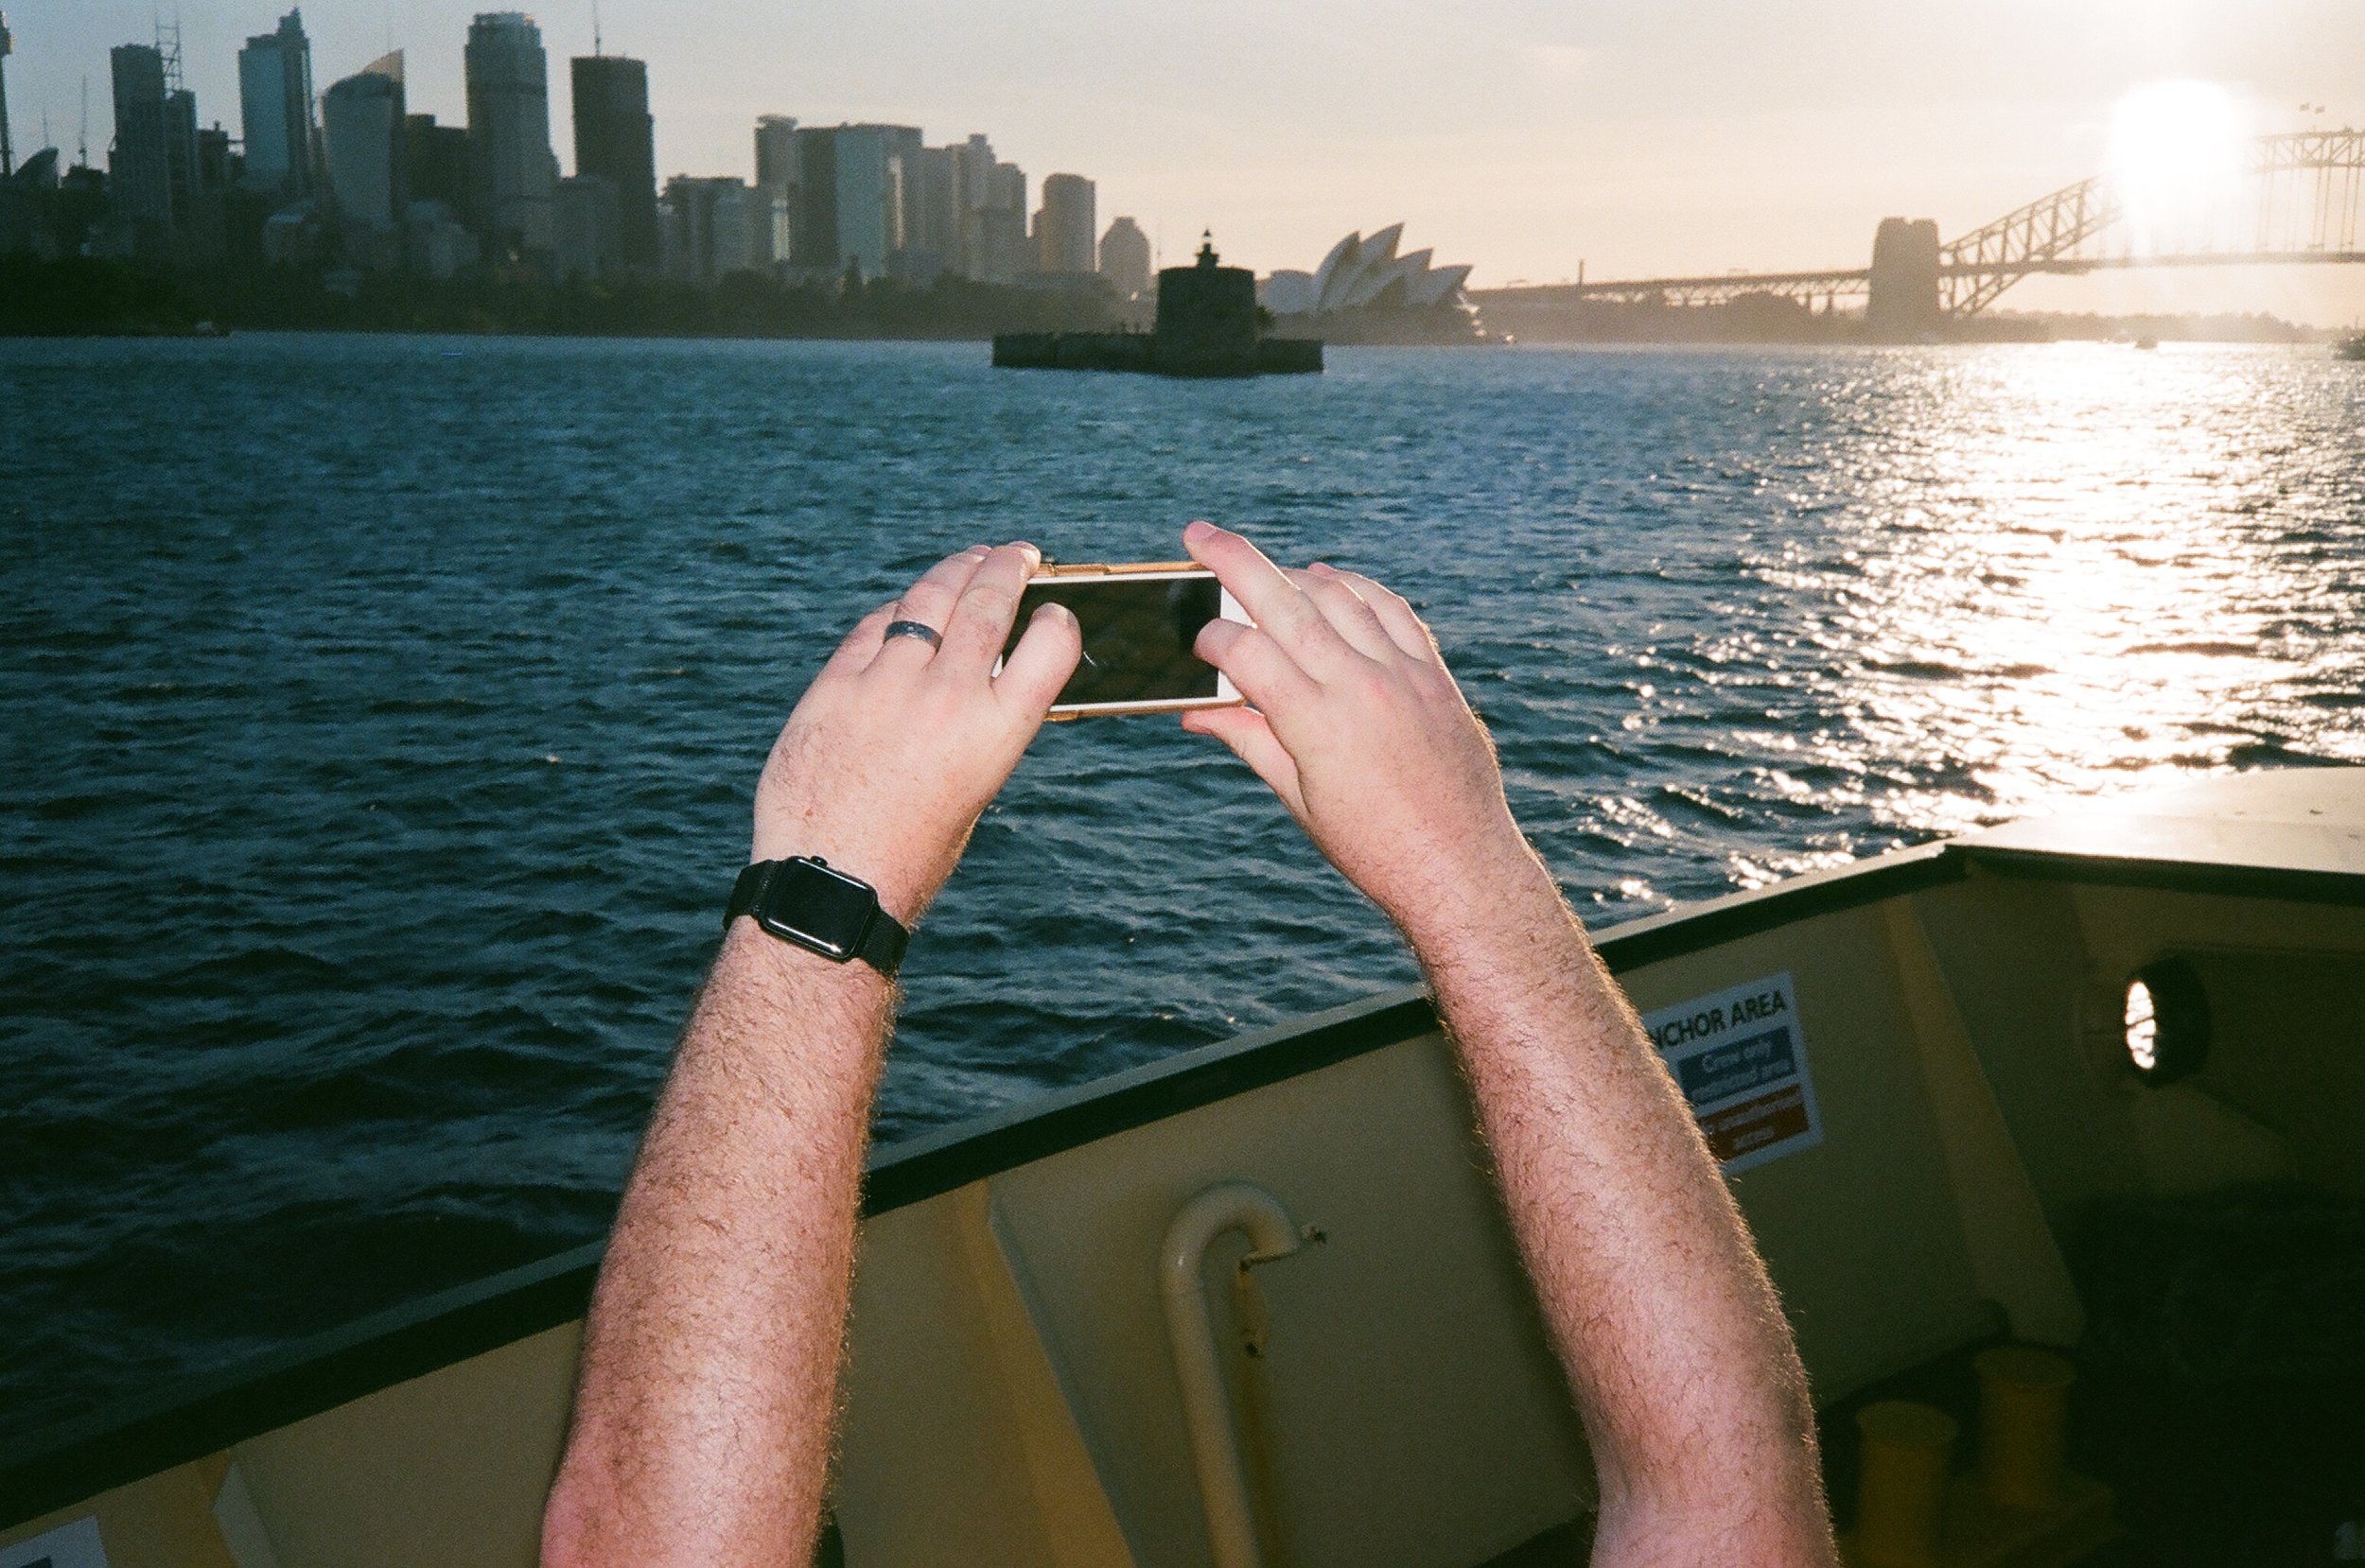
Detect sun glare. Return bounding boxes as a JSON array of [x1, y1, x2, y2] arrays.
[[2104, 79, 2251, 253]]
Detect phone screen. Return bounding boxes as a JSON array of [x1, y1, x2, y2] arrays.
[[1005, 572, 1224, 707]]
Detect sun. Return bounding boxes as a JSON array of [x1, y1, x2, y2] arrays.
[[2103, 79, 2251, 253]]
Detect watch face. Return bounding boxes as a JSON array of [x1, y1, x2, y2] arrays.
[[757, 859, 878, 960]]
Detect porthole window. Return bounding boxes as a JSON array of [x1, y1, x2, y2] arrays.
[[2124, 958, 2209, 1087]]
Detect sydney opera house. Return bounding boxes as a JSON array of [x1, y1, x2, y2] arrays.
[[1259, 224, 1484, 343]]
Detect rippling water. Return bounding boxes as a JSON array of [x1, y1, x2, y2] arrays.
[[3, 335, 2360, 1431]]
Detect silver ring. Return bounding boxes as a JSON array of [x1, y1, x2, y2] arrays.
[[883, 618, 942, 650]]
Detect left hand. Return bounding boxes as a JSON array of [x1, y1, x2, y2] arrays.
[[750, 542, 1081, 924]]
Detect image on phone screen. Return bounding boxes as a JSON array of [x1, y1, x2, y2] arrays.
[[1002, 572, 1227, 709]]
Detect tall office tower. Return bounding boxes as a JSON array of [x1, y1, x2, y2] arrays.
[[237, 9, 316, 200], [967, 158, 1026, 283], [322, 52, 406, 230], [903, 144, 956, 265], [1099, 214, 1150, 298], [196, 124, 236, 191], [465, 11, 557, 254], [1035, 172, 1094, 274], [945, 132, 998, 276], [162, 83, 201, 229], [832, 123, 920, 279], [660, 174, 759, 286], [786, 125, 836, 270], [107, 44, 173, 240], [571, 55, 657, 267], [1, 12, 16, 179], [553, 171, 619, 278], [753, 114, 797, 261], [404, 113, 470, 210], [787, 122, 919, 279]]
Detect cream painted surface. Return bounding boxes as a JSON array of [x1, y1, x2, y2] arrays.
[[213, 1462, 287, 1568], [0, 1458, 238, 1568], [2062, 885, 2365, 1197], [1618, 906, 2003, 1401], [984, 1036, 1594, 1568], [228, 1322, 578, 1568], [832, 1189, 1135, 1568], [2121, 1084, 2301, 1194], [21, 774, 2364, 1567], [1882, 901, 2085, 1347]]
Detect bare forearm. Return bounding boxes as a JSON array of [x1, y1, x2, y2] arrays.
[[1404, 845, 1831, 1561], [545, 925, 892, 1568]]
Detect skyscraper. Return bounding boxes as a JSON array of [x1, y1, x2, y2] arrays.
[[753, 114, 797, 262], [1035, 172, 1095, 275], [753, 115, 797, 194], [405, 113, 470, 210], [571, 54, 656, 268], [554, 172, 619, 278], [787, 122, 919, 279], [904, 144, 957, 266], [162, 80, 201, 231], [108, 44, 173, 238], [785, 125, 837, 272], [464, 11, 557, 254], [949, 132, 995, 275], [1099, 214, 1150, 298], [661, 174, 761, 286], [322, 52, 405, 231], [1, 12, 17, 181], [237, 9, 316, 201], [833, 123, 920, 280], [972, 158, 1028, 283]]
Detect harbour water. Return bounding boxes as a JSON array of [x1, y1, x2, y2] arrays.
[[4, 335, 2360, 1432]]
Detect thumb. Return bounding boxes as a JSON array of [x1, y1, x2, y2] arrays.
[[1182, 706, 1306, 821]]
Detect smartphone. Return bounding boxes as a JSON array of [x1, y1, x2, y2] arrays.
[[994, 562, 1247, 718]]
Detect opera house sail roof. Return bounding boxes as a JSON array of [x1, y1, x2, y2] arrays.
[[1259, 224, 1477, 322]]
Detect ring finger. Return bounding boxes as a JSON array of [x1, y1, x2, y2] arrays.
[[875, 546, 990, 666]]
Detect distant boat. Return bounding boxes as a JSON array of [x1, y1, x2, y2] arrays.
[[2133, 336, 2159, 351], [2337, 332, 2365, 362]]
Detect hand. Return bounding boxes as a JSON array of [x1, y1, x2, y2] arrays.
[[1179, 521, 1545, 942], [751, 543, 1081, 925]]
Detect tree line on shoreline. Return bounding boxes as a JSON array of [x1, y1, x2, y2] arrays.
[[0, 256, 1130, 340]]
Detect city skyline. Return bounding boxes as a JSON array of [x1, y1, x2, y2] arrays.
[[9, 0, 2365, 321]]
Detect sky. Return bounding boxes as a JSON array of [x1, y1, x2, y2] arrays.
[[10, 0, 2365, 322]]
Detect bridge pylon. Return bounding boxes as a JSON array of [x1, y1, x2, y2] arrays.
[[1866, 217, 1941, 339]]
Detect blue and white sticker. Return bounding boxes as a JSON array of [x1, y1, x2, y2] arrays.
[[0, 1516, 109, 1568], [1642, 971, 1823, 1175]]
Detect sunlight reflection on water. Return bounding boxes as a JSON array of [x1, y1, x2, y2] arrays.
[[1584, 343, 2364, 888]]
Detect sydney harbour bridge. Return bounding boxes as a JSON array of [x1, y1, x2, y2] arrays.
[[1476, 129, 2365, 334]]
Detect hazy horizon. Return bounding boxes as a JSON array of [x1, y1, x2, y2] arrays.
[[13, 0, 2365, 323]]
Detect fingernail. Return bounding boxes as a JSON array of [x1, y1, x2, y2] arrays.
[[1184, 519, 1213, 540], [1309, 561, 1336, 577]]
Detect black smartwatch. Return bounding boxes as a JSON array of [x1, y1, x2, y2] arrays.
[[725, 857, 908, 979]]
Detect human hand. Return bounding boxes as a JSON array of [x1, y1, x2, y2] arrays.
[[1179, 522, 1546, 943], [751, 543, 1081, 924]]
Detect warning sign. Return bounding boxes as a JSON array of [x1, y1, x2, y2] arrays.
[[1641, 972, 1822, 1174]]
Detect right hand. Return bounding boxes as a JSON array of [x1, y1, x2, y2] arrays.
[[1178, 521, 1548, 941]]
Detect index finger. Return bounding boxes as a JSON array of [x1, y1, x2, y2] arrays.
[[1182, 520, 1347, 672]]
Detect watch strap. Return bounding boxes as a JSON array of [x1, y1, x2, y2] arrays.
[[726, 860, 909, 979]]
